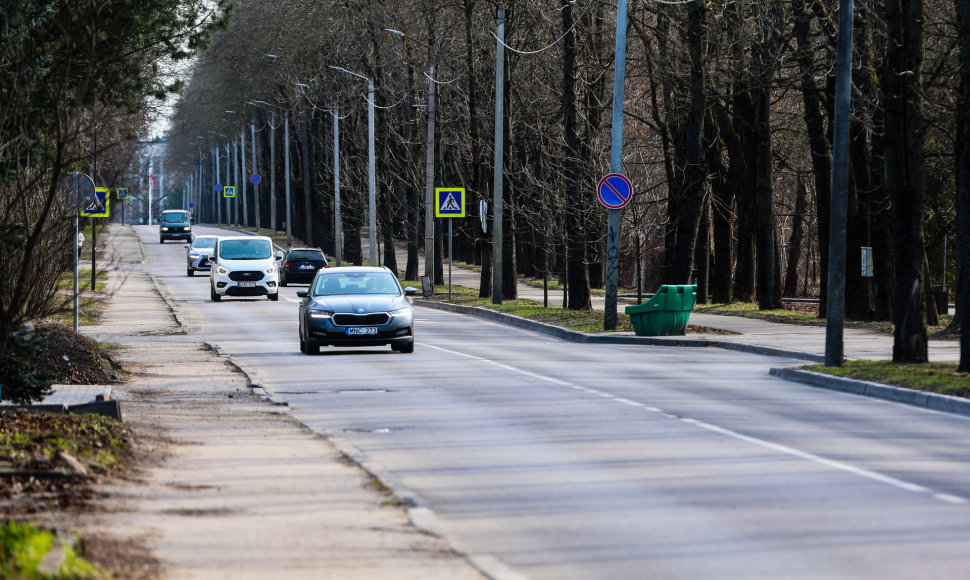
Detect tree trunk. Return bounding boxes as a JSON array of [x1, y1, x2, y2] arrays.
[[669, 1, 707, 285], [561, 0, 591, 309], [883, 0, 928, 362], [955, 0, 970, 371], [784, 179, 809, 297]]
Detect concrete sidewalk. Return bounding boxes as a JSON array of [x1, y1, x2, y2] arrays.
[[76, 225, 483, 580], [371, 239, 959, 363]]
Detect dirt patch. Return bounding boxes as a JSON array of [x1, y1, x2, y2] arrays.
[[18, 320, 124, 385], [784, 300, 820, 316]]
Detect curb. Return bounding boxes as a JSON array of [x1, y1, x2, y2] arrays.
[[415, 300, 825, 363], [769, 368, 970, 418]]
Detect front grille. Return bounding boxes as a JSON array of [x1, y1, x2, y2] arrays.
[[228, 270, 265, 282], [332, 313, 390, 326]]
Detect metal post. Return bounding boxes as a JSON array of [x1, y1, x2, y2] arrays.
[[300, 91, 312, 246], [424, 63, 437, 281], [491, 4, 506, 304], [333, 106, 342, 265], [367, 79, 377, 267], [604, 0, 629, 331], [212, 143, 219, 222], [448, 218, 453, 300], [241, 129, 248, 227], [234, 139, 240, 226], [824, 0, 855, 367], [148, 155, 154, 225], [285, 112, 292, 247], [251, 116, 260, 231], [225, 142, 230, 224], [270, 111, 277, 236]]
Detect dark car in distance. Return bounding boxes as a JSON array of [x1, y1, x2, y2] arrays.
[[297, 267, 417, 354], [280, 248, 329, 286], [159, 209, 192, 243]]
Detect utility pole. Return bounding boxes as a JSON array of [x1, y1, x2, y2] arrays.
[[491, 4, 506, 304], [825, 0, 855, 367], [604, 0, 629, 331]]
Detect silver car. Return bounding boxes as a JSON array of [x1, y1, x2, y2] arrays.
[[184, 235, 218, 277], [297, 267, 417, 354]]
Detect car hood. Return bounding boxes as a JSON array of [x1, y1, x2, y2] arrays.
[[310, 294, 410, 313], [218, 257, 275, 270]]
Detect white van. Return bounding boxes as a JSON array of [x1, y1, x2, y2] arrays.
[[209, 236, 283, 301]]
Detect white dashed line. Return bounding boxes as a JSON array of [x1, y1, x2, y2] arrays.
[[423, 342, 968, 506]]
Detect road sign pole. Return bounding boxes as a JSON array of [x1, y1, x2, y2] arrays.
[[604, 0, 629, 331], [491, 4, 506, 304], [448, 218, 453, 301]]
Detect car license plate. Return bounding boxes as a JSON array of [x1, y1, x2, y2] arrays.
[[299, 264, 314, 270], [238, 282, 256, 287], [346, 327, 377, 336]]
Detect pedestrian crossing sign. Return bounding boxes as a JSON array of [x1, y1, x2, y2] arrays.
[[80, 187, 110, 218], [223, 185, 236, 198], [435, 188, 465, 218]]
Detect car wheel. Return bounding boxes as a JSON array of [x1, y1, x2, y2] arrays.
[[299, 329, 307, 353], [187, 268, 194, 277], [395, 340, 415, 354], [280, 273, 287, 287], [159, 238, 164, 244], [210, 284, 221, 302], [268, 291, 279, 301], [306, 342, 320, 355]]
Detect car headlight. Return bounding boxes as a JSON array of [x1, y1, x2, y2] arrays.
[[389, 307, 413, 322], [308, 310, 332, 320], [264, 264, 276, 275], [161, 227, 169, 231], [188, 251, 200, 259], [216, 265, 229, 275]]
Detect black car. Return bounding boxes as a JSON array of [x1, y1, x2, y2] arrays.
[[297, 267, 417, 354], [280, 248, 329, 286], [159, 209, 192, 243]]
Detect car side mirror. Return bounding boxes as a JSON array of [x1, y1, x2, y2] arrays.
[[296, 290, 308, 298], [275, 251, 284, 260], [404, 287, 418, 296], [183, 243, 190, 249]]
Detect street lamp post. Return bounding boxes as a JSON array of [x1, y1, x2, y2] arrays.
[[254, 100, 290, 243], [330, 66, 377, 267]]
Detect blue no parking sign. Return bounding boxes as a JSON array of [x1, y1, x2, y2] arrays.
[[597, 173, 633, 209]]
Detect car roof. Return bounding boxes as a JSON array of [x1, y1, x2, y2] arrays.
[[217, 235, 273, 242], [287, 247, 323, 252], [317, 266, 390, 273]]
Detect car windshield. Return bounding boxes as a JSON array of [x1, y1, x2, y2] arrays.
[[288, 250, 325, 261], [162, 211, 190, 224], [192, 237, 217, 249], [312, 272, 400, 296], [219, 239, 272, 260]]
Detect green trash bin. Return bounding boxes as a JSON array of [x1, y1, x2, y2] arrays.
[[624, 284, 697, 336]]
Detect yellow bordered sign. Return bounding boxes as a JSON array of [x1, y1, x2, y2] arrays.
[[223, 185, 236, 198], [80, 187, 110, 218], [116, 187, 128, 200], [435, 187, 465, 218]]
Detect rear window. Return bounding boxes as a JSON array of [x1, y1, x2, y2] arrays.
[[192, 236, 217, 249], [219, 239, 272, 260], [288, 250, 325, 261], [161, 211, 190, 224]]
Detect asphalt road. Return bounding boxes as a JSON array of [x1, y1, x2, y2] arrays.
[[145, 224, 970, 579]]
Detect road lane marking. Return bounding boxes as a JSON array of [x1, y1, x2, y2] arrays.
[[423, 342, 968, 506]]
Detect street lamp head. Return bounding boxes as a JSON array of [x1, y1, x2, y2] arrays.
[[295, 82, 310, 88], [265, 54, 278, 60], [225, 110, 235, 114], [385, 28, 404, 37], [328, 66, 347, 74]]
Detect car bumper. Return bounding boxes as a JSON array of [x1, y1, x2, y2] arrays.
[[188, 256, 212, 270], [161, 230, 192, 240], [305, 318, 413, 347], [283, 269, 319, 282], [212, 277, 278, 297]]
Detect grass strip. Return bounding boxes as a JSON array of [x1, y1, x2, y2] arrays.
[[0, 521, 102, 579], [801, 360, 970, 399]]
